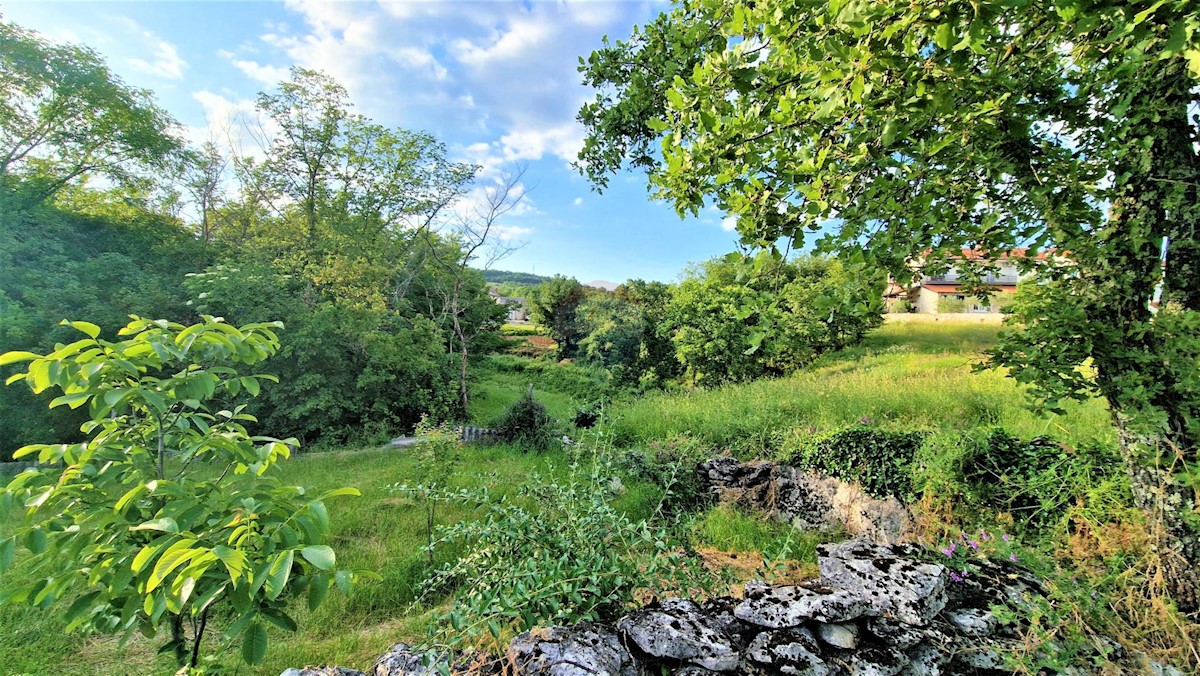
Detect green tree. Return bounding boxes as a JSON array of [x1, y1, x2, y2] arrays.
[[529, 276, 588, 359], [665, 254, 882, 384], [579, 0, 1200, 608], [0, 21, 181, 203], [0, 317, 360, 669], [578, 280, 682, 388]]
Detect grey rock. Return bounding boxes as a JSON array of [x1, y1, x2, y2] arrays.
[[948, 636, 1012, 671], [372, 644, 450, 676], [775, 468, 912, 545], [672, 668, 722, 676], [817, 540, 947, 626], [742, 628, 831, 676], [901, 644, 945, 675], [617, 598, 740, 671], [944, 608, 995, 637], [864, 618, 924, 649], [508, 624, 637, 676], [281, 669, 366, 676], [735, 581, 873, 628], [816, 622, 860, 650], [849, 646, 910, 676]]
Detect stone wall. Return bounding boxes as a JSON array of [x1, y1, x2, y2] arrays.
[[697, 457, 913, 546], [283, 538, 1151, 675]]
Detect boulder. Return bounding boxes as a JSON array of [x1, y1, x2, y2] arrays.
[[815, 622, 860, 650], [901, 644, 945, 675], [848, 646, 909, 676], [817, 540, 947, 626], [864, 618, 925, 649], [617, 598, 740, 671], [944, 608, 995, 638], [741, 628, 831, 676], [507, 624, 638, 676], [735, 581, 873, 627], [774, 468, 912, 545], [372, 644, 450, 676]]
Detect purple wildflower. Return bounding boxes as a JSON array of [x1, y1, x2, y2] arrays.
[[940, 543, 956, 557], [1002, 533, 1010, 542], [1009, 553, 1019, 563], [979, 529, 990, 540], [968, 540, 979, 550], [949, 571, 963, 583]]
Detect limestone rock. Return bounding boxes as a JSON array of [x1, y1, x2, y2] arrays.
[[864, 618, 924, 649], [281, 668, 366, 676], [901, 644, 945, 675], [944, 608, 995, 637], [848, 646, 909, 676], [617, 598, 740, 671], [816, 622, 860, 650], [372, 644, 449, 676], [817, 540, 947, 626], [742, 628, 831, 676], [775, 468, 912, 545], [507, 624, 637, 676], [948, 636, 1013, 671], [735, 581, 873, 627]]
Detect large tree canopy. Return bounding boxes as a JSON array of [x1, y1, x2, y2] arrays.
[[0, 20, 181, 202], [579, 0, 1200, 610]]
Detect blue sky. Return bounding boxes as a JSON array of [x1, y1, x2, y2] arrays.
[[2, 0, 745, 284]]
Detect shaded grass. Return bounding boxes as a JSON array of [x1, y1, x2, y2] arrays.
[[468, 354, 607, 425]]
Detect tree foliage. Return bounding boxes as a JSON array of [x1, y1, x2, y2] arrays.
[[579, 0, 1200, 607], [528, 276, 588, 359], [665, 254, 883, 384], [0, 317, 359, 669], [0, 20, 181, 203]]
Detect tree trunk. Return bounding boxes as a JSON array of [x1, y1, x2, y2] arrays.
[[1114, 417, 1200, 613]]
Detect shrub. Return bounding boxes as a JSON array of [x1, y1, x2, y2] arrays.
[[389, 456, 720, 642], [491, 391, 557, 451], [959, 429, 1123, 532], [573, 401, 604, 429], [790, 427, 926, 499]]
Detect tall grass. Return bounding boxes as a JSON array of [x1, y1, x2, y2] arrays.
[[606, 320, 1113, 457]]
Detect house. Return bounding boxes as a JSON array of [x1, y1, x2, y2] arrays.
[[488, 287, 529, 322], [890, 249, 1052, 314]]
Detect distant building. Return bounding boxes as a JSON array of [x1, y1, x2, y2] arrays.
[[889, 249, 1053, 314], [488, 287, 529, 322]]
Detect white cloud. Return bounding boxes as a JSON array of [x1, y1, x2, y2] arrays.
[[491, 224, 535, 241], [114, 20, 187, 80], [228, 58, 290, 87], [573, 197, 584, 207], [721, 215, 739, 232]]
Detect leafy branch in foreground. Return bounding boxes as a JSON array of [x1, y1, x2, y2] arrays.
[[0, 316, 362, 670]]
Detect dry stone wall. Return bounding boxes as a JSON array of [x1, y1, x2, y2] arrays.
[[282, 538, 1137, 675]]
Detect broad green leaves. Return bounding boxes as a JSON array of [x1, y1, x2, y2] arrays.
[[0, 316, 359, 668]]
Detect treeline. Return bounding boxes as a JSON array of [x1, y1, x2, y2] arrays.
[[0, 23, 508, 458], [528, 252, 885, 388], [481, 269, 551, 286]]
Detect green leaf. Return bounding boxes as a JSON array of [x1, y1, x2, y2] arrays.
[[934, 22, 954, 50], [263, 550, 294, 600], [25, 529, 47, 555], [49, 392, 91, 410], [261, 607, 298, 632], [317, 487, 361, 501], [241, 621, 268, 665], [0, 351, 39, 366], [334, 569, 354, 596], [307, 575, 330, 611], [0, 537, 14, 571], [131, 517, 179, 533], [300, 545, 335, 571], [240, 377, 261, 396], [61, 320, 101, 339]]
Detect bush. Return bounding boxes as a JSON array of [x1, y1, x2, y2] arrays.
[[790, 427, 926, 499], [959, 429, 1123, 532], [491, 391, 557, 451], [390, 456, 720, 642], [573, 401, 604, 428]]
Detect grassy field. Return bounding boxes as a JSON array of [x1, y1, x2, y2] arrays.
[[0, 317, 1127, 674], [605, 319, 1113, 457]]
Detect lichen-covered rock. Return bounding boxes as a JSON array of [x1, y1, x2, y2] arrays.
[[864, 618, 924, 649], [372, 644, 450, 676], [281, 668, 366, 676], [817, 540, 947, 626], [507, 624, 638, 675], [848, 646, 909, 676], [944, 608, 995, 637], [901, 644, 945, 675], [774, 468, 912, 545], [735, 581, 873, 628], [947, 636, 1014, 671], [742, 628, 831, 676], [816, 622, 860, 650], [698, 458, 776, 510], [617, 598, 740, 671]]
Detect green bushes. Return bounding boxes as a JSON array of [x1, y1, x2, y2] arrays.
[[790, 427, 926, 500], [959, 429, 1125, 532], [491, 391, 558, 451], [393, 456, 719, 641]]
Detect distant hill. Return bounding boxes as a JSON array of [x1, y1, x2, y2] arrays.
[[585, 280, 620, 291], [481, 269, 553, 286]]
